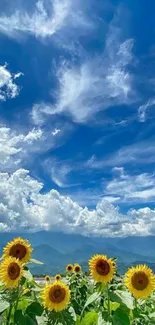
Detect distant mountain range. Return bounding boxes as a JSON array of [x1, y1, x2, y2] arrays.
[[0, 231, 155, 275]]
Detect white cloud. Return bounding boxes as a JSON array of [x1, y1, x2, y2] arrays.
[[32, 36, 134, 123], [103, 167, 155, 204], [0, 0, 70, 38], [0, 127, 43, 170], [44, 158, 80, 188], [138, 98, 155, 122], [51, 128, 61, 136], [0, 0, 93, 40], [86, 136, 155, 170], [0, 122, 74, 173], [0, 167, 155, 236], [0, 63, 22, 100]]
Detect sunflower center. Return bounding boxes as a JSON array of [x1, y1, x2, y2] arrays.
[[75, 266, 80, 272], [49, 286, 66, 303], [9, 244, 27, 260], [68, 266, 72, 271], [131, 272, 149, 291], [8, 262, 20, 280], [96, 259, 110, 276]]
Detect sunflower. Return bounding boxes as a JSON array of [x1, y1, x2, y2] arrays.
[[66, 264, 73, 273], [74, 264, 81, 273], [89, 254, 115, 283], [45, 275, 50, 282], [42, 281, 70, 312], [55, 274, 61, 281], [3, 237, 33, 264], [124, 264, 155, 299], [0, 256, 23, 288]]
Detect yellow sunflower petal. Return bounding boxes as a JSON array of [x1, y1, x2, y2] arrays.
[[42, 281, 70, 312], [66, 264, 73, 273], [3, 237, 33, 264], [124, 264, 155, 299], [89, 254, 115, 283], [73, 264, 81, 273], [0, 256, 23, 288]]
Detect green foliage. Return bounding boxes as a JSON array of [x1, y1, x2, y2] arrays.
[[0, 239, 155, 325]]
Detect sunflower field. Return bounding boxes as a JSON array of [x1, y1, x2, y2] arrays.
[[0, 238, 155, 324]]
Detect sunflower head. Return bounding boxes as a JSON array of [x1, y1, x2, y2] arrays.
[[89, 254, 115, 283], [0, 256, 23, 288], [124, 264, 155, 299], [74, 264, 81, 273], [45, 275, 50, 282], [66, 264, 73, 273], [3, 237, 33, 264], [42, 281, 70, 312], [55, 274, 61, 281]]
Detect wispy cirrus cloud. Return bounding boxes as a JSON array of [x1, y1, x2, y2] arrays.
[[32, 36, 135, 124], [44, 158, 81, 188], [0, 63, 23, 101], [105, 167, 155, 204], [0, 0, 93, 39], [86, 136, 155, 169], [138, 98, 155, 122]]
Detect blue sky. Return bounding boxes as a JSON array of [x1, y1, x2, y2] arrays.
[[0, 0, 155, 237]]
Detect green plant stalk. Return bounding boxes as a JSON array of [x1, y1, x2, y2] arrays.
[[6, 304, 12, 325], [13, 284, 20, 325], [107, 283, 111, 317]]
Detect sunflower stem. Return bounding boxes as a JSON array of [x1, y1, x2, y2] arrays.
[[135, 297, 138, 313], [6, 304, 12, 325], [106, 283, 111, 317], [13, 284, 20, 324]]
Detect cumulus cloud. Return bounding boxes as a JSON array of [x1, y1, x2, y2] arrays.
[[0, 63, 22, 100], [0, 126, 43, 170], [0, 168, 154, 236], [0, 0, 93, 39], [0, 122, 74, 173]]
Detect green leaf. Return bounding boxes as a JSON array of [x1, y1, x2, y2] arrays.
[[26, 302, 44, 317], [14, 310, 26, 325], [98, 316, 112, 325], [69, 306, 76, 322], [149, 312, 155, 319], [81, 311, 98, 325], [36, 316, 47, 325], [24, 269, 33, 281], [83, 292, 100, 310], [17, 297, 30, 310], [30, 258, 44, 265], [110, 290, 134, 310], [0, 300, 10, 313], [113, 308, 130, 325], [49, 309, 76, 325], [25, 314, 37, 325]]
